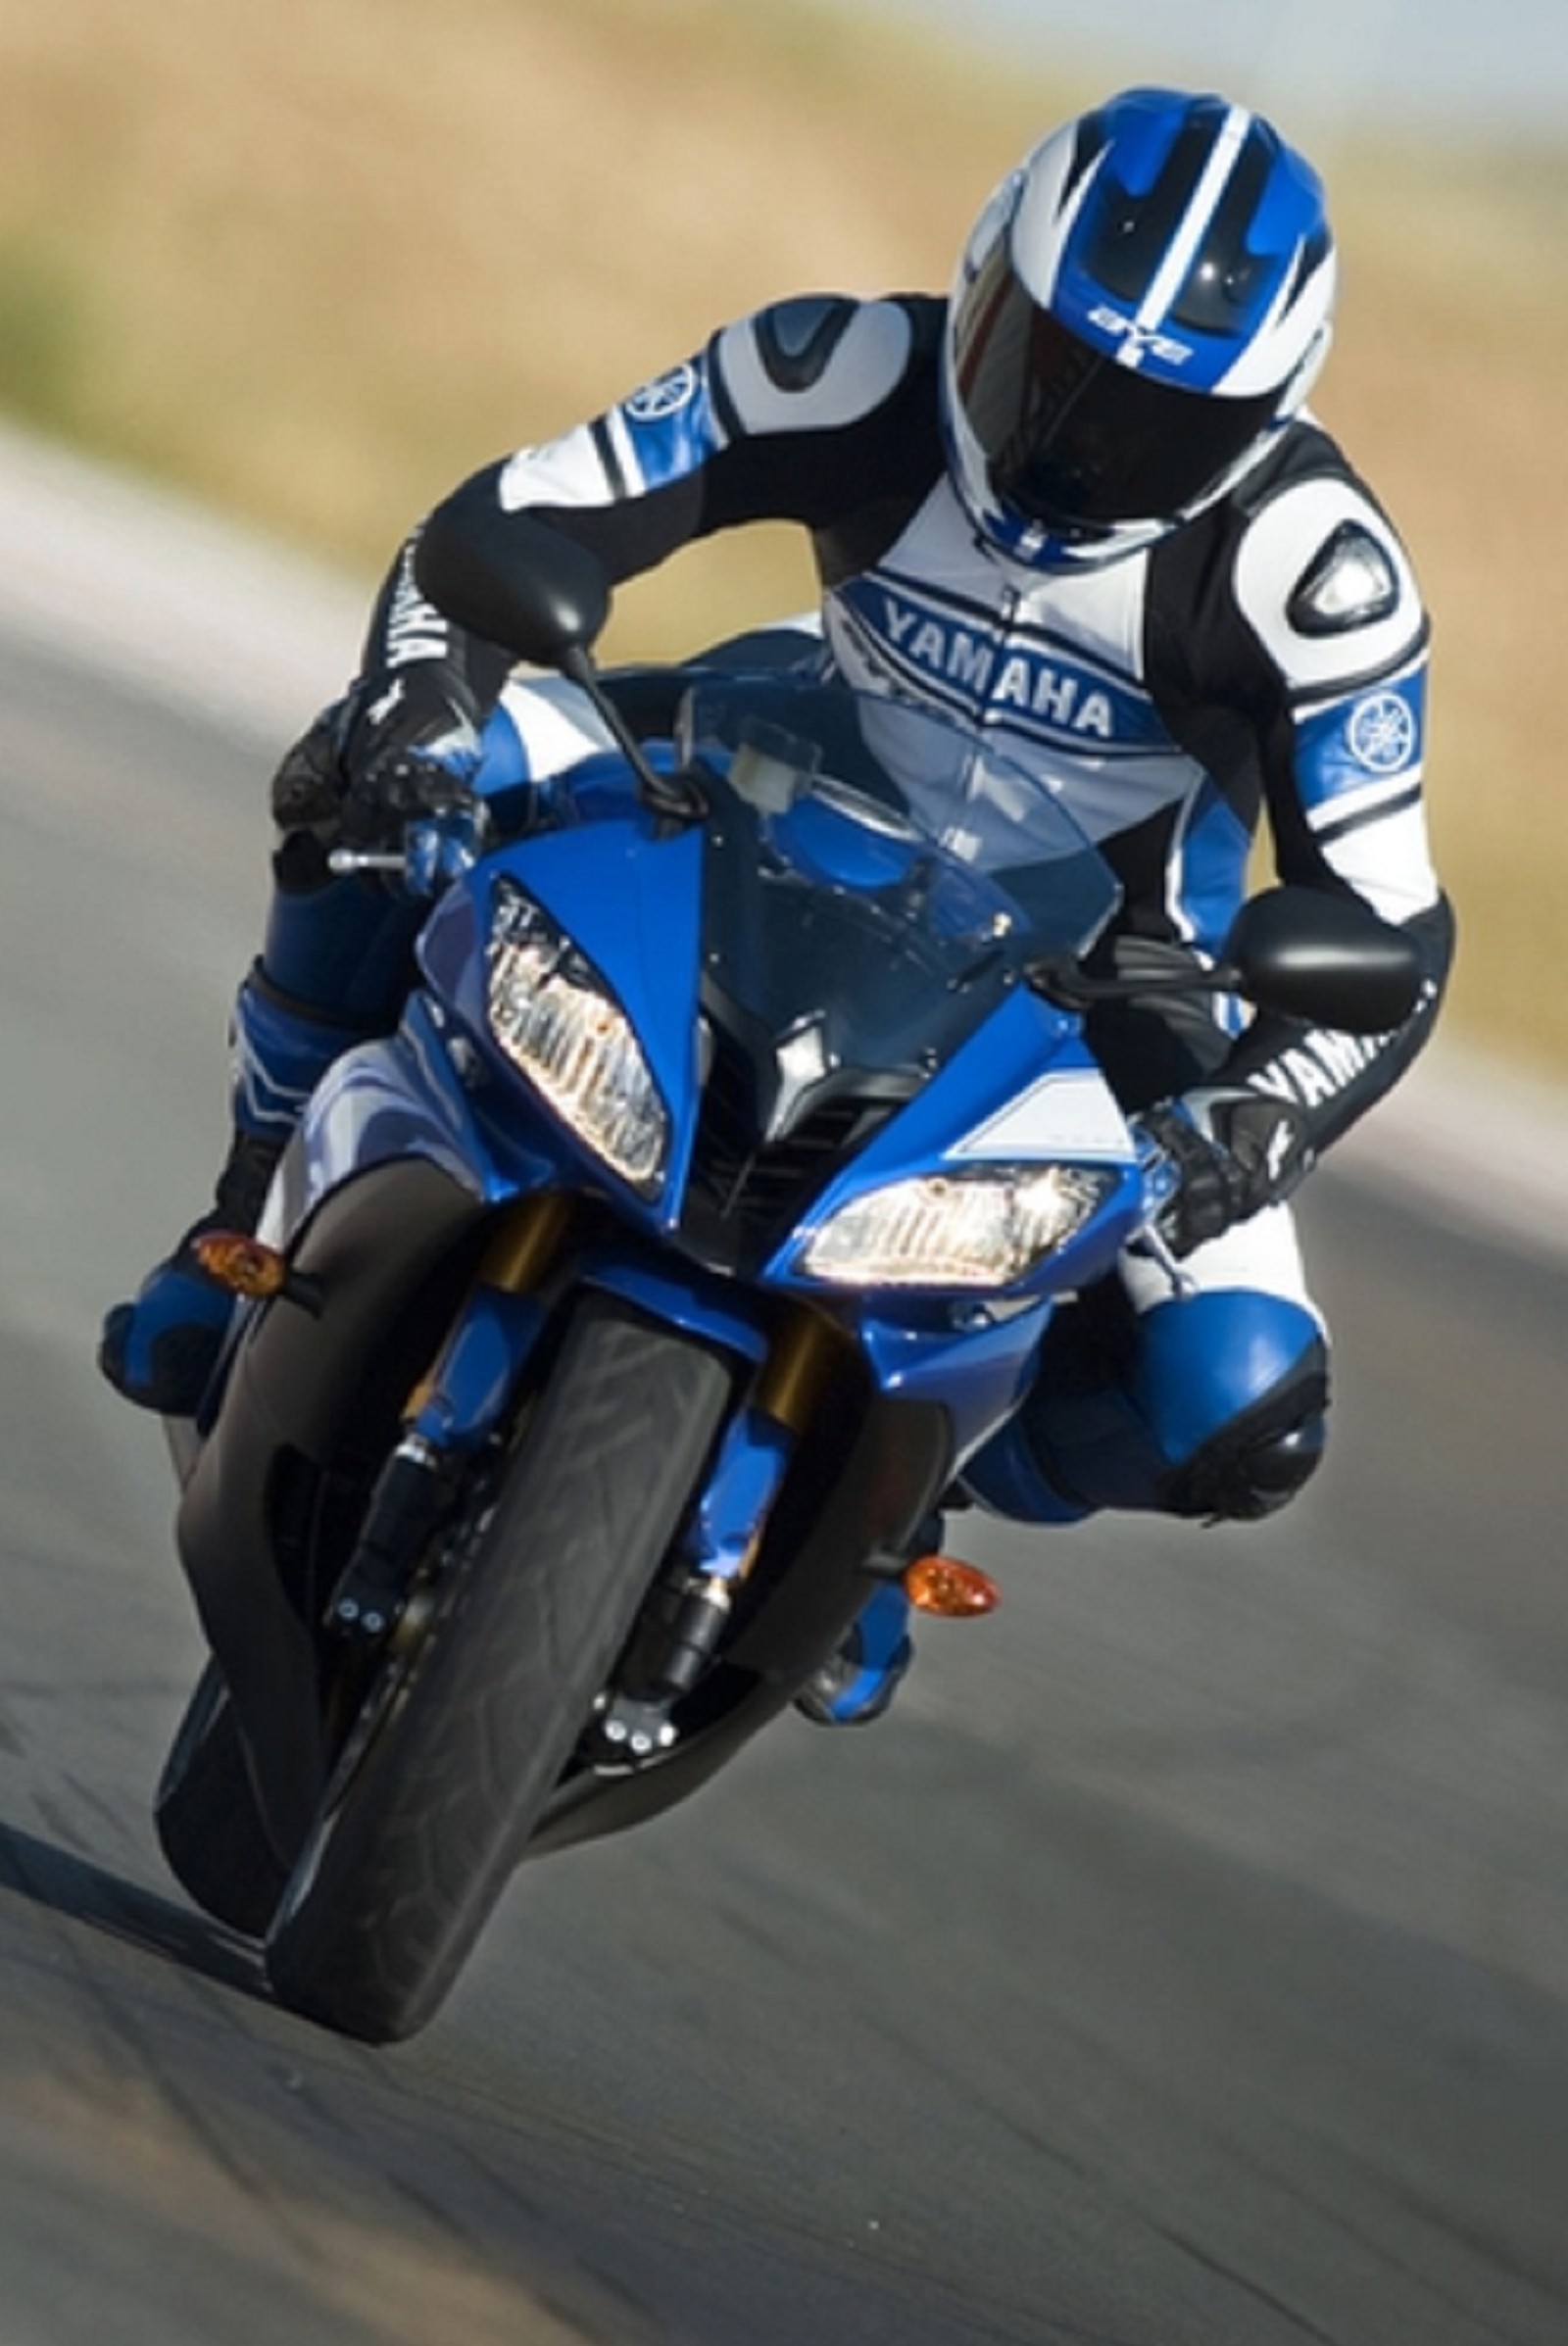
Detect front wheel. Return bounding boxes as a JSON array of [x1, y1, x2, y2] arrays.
[[264, 1295, 733, 2043]]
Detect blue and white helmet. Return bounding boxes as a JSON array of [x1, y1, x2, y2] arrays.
[[943, 89, 1338, 567]]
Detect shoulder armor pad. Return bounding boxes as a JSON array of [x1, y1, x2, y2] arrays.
[[756, 297, 857, 393], [712, 299, 915, 437], [1233, 474, 1424, 696], [1287, 521, 1399, 638]]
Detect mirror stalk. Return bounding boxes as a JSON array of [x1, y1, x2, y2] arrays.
[[559, 647, 707, 828]]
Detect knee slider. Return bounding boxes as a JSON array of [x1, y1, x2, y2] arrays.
[[1159, 1347, 1330, 1522]]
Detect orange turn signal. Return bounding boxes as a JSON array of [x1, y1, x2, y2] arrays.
[[901, 1553, 1001, 1618], [191, 1231, 292, 1301]]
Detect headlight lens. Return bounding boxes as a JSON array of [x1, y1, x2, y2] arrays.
[[486, 881, 669, 1198], [799, 1164, 1117, 1289]]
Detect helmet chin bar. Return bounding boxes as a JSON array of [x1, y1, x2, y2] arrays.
[[939, 317, 1308, 575], [941, 394, 1283, 575]]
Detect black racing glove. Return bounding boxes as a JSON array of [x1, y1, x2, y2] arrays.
[[270, 669, 482, 851], [1140, 1086, 1316, 1258]]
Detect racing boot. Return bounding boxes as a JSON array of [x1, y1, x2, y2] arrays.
[[793, 1516, 943, 1727], [97, 1126, 284, 1414], [98, 966, 370, 1414]]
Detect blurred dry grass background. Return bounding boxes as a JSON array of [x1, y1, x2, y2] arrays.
[[4, 0, 1566, 1074]]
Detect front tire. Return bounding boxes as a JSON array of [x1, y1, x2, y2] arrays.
[[264, 1295, 733, 2043]]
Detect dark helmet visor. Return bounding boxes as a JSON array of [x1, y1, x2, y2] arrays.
[[952, 244, 1279, 533]]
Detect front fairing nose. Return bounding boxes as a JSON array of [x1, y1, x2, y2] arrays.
[[417, 813, 709, 1221]]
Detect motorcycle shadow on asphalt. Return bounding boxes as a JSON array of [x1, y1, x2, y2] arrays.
[[0, 1810, 268, 1999]]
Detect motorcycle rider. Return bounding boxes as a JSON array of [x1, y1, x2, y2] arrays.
[[102, 87, 1453, 1722]]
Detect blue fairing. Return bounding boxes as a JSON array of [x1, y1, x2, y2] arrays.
[[416, 815, 707, 1224], [777, 990, 1141, 1295], [291, 1006, 556, 1227], [775, 999, 1144, 1455], [285, 675, 1150, 1479], [857, 1303, 1054, 1463]]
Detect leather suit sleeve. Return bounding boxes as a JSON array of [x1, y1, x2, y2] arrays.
[[1205, 442, 1456, 1160], [349, 296, 941, 730]]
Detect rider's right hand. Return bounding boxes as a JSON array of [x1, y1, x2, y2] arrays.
[[270, 672, 482, 853]]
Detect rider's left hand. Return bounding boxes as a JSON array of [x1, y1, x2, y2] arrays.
[[1139, 1086, 1315, 1257]]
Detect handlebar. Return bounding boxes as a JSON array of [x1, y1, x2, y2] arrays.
[[326, 806, 488, 897], [327, 848, 404, 876]]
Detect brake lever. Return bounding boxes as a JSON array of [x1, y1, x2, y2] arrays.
[[1026, 953, 1242, 1011], [1125, 1122, 1196, 1298], [327, 806, 489, 896]]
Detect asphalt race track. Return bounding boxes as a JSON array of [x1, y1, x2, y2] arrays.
[[1, 580, 1566, 2344]]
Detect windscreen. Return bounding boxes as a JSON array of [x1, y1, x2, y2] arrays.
[[684, 675, 1119, 1076], [662, 677, 1121, 1267]]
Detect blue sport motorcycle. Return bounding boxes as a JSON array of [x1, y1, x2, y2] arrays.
[[155, 534, 1421, 2042]]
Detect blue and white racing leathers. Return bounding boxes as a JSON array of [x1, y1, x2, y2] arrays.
[[267, 291, 1453, 1523]]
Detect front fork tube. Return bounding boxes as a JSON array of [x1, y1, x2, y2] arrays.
[[327, 1194, 573, 1651], [404, 1191, 577, 1454], [591, 1306, 847, 1761]]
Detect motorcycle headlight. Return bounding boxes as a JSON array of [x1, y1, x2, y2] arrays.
[[486, 880, 669, 1198], [798, 1164, 1117, 1290]]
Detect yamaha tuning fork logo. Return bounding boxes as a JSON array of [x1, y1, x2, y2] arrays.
[[624, 364, 699, 423], [1347, 689, 1418, 775]]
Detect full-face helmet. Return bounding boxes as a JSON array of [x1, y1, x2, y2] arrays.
[[943, 88, 1337, 567]]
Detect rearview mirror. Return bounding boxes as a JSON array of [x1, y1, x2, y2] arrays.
[[1223, 887, 1424, 1034], [414, 493, 611, 670]]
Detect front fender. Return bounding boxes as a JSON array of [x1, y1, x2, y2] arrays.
[[177, 1158, 491, 1864]]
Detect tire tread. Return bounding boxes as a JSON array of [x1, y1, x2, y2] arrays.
[[264, 1296, 731, 2040]]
